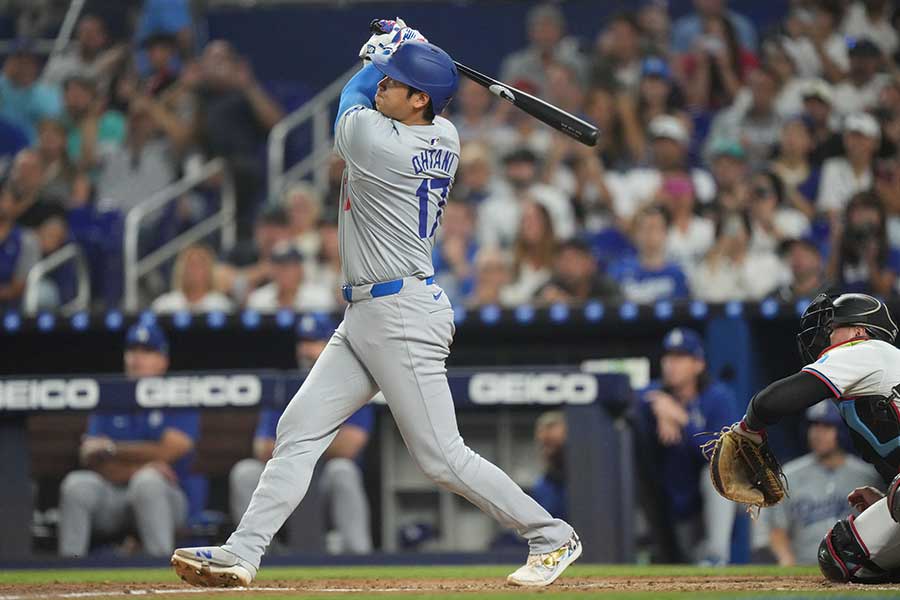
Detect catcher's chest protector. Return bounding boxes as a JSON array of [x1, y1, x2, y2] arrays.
[[839, 393, 900, 484]]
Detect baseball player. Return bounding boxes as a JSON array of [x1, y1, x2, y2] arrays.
[[58, 323, 199, 557], [172, 21, 580, 588], [229, 314, 374, 554], [759, 401, 881, 566], [716, 292, 900, 582]]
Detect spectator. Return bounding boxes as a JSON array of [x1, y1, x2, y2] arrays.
[[827, 191, 900, 297], [478, 148, 574, 247], [433, 202, 478, 303], [60, 73, 125, 171], [189, 40, 284, 238], [537, 238, 621, 306], [582, 85, 636, 170], [671, 0, 758, 54], [42, 14, 126, 91], [215, 205, 291, 304], [818, 113, 880, 214], [456, 142, 509, 208], [0, 184, 41, 310], [633, 57, 689, 161], [311, 220, 345, 310], [544, 61, 586, 117], [0, 38, 61, 142], [502, 201, 556, 305], [747, 170, 811, 254], [152, 244, 233, 312], [489, 96, 554, 159], [452, 79, 498, 145], [762, 401, 881, 566], [530, 411, 567, 520], [657, 174, 715, 269], [780, 1, 848, 83], [636, 327, 741, 564], [7, 148, 66, 230], [706, 67, 784, 167], [139, 32, 181, 97], [134, 0, 195, 61], [638, 1, 671, 57], [58, 323, 198, 557], [707, 138, 750, 214], [776, 237, 835, 303], [282, 182, 322, 260], [590, 12, 644, 93], [770, 118, 820, 214], [609, 205, 690, 304], [842, 0, 898, 58], [467, 247, 514, 307], [499, 4, 586, 97], [35, 118, 90, 208], [95, 98, 176, 214], [832, 39, 890, 116], [230, 314, 374, 554], [245, 242, 334, 313], [801, 80, 841, 165], [677, 13, 757, 110], [611, 116, 716, 222], [691, 210, 785, 302]]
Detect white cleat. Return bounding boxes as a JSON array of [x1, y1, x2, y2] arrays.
[[170, 546, 255, 588], [506, 532, 582, 587]]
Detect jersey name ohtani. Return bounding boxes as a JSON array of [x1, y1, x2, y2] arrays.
[[412, 148, 458, 175]]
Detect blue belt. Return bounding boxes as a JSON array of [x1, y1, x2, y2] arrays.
[[342, 276, 435, 303]]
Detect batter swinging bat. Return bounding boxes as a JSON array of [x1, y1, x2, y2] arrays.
[[367, 20, 600, 147]]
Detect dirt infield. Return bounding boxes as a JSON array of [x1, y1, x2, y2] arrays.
[[0, 574, 867, 598]]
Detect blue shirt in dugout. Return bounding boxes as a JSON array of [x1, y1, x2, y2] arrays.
[[257, 404, 375, 443], [638, 381, 741, 520], [609, 257, 690, 304], [87, 409, 200, 487]]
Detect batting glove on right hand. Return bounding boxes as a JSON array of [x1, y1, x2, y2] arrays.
[[359, 18, 428, 61]]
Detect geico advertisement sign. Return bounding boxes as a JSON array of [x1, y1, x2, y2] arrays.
[[137, 375, 262, 408], [0, 379, 99, 410], [468, 373, 598, 405]]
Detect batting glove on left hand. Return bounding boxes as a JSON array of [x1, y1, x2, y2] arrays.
[[359, 18, 428, 61]]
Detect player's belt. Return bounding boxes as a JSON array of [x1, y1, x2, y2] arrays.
[[342, 275, 435, 303]]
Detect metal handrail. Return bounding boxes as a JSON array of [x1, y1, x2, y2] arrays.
[[266, 63, 357, 199], [123, 158, 236, 312], [0, 0, 84, 57], [23, 243, 90, 316]]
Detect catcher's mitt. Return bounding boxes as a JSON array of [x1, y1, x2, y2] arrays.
[[700, 422, 788, 512]]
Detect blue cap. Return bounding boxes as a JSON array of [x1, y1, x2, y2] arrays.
[[125, 323, 169, 355], [662, 327, 705, 359], [806, 401, 842, 426], [296, 313, 336, 342], [641, 56, 671, 80], [370, 40, 459, 113]]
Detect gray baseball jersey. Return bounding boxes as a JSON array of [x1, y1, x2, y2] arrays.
[[762, 453, 880, 564], [334, 106, 460, 286]]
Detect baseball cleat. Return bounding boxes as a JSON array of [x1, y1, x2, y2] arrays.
[[506, 532, 582, 587], [170, 546, 255, 588]]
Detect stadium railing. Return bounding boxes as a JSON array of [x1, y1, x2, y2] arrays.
[[23, 242, 90, 316], [266, 64, 356, 199], [123, 157, 237, 312]]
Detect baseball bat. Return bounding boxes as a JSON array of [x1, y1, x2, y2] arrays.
[[451, 61, 599, 147], [366, 20, 599, 147]]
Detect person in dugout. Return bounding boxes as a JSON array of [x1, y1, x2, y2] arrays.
[[228, 313, 375, 554], [58, 323, 199, 557], [635, 327, 743, 564]]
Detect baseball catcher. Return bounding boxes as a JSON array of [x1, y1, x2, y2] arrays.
[[707, 292, 900, 583]]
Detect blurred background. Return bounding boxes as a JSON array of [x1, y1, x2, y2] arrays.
[[0, 0, 898, 571]]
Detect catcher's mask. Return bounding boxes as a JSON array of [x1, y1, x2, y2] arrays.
[[797, 293, 898, 363]]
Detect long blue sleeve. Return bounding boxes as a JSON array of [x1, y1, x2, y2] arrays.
[[334, 63, 383, 133]]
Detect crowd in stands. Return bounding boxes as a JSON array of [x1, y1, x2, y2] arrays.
[[1, 0, 899, 314]]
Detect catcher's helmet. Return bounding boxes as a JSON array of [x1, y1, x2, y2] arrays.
[[370, 40, 459, 113], [797, 293, 898, 363]]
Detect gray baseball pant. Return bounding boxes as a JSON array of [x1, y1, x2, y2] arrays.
[[229, 456, 372, 553], [223, 281, 572, 569], [58, 466, 187, 557]]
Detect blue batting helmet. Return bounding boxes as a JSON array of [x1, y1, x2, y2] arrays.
[[296, 313, 336, 342], [370, 40, 459, 113]]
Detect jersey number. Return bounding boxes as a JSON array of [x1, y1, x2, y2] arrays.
[[416, 178, 450, 239]]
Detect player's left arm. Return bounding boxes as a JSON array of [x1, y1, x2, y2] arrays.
[[334, 64, 383, 133], [743, 372, 835, 431]]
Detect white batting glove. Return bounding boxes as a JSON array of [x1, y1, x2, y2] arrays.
[[359, 18, 428, 61]]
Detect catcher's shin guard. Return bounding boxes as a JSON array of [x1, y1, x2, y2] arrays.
[[887, 474, 900, 523], [818, 519, 891, 583]]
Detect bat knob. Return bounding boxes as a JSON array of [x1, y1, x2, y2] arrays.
[[369, 19, 387, 34]]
